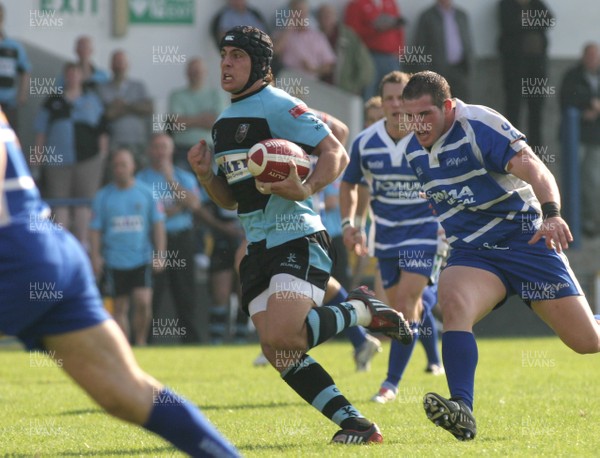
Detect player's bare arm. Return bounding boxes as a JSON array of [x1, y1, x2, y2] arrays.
[[314, 110, 349, 146], [152, 220, 167, 273], [339, 180, 368, 256], [262, 134, 349, 201], [188, 139, 237, 210], [88, 229, 104, 279], [507, 147, 573, 252]]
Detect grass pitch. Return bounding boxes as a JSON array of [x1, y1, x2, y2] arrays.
[[1, 337, 598, 457]]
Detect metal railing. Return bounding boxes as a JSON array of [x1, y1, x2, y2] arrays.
[[559, 107, 581, 249]]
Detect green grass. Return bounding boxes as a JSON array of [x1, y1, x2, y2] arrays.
[[1, 337, 599, 457]]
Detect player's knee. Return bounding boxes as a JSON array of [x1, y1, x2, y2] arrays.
[[570, 335, 600, 354], [438, 293, 473, 326], [99, 374, 154, 424], [265, 328, 305, 351], [98, 390, 136, 421]]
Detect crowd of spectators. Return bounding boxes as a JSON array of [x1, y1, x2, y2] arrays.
[[5, 0, 598, 345]]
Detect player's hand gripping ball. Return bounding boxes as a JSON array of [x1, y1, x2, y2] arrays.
[[247, 139, 311, 182]]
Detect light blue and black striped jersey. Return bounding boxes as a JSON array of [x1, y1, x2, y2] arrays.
[[212, 84, 330, 248], [343, 119, 439, 259], [405, 99, 540, 249], [0, 114, 48, 230]]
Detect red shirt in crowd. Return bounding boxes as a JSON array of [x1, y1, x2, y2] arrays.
[[344, 0, 405, 55]]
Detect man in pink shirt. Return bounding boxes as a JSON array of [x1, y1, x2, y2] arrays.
[[274, 0, 336, 81]]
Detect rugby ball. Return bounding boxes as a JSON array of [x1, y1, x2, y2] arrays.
[[247, 139, 311, 182]]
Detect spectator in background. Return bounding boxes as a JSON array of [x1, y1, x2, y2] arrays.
[[73, 35, 110, 92], [211, 0, 269, 48], [317, 4, 375, 96], [274, 0, 336, 82], [197, 199, 244, 344], [317, 4, 375, 97], [412, 0, 474, 101], [34, 62, 108, 248], [57, 35, 110, 93], [560, 43, 600, 237], [137, 133, 202, 344], [0, 2, 31, 134], [56, 36, 110, 103], [498, 0, 553, 148], [168, 58, 225, 170], [364, 95, 384, 127], [344, 0, 406, 99], [98, 50, 153, 168], [90, 149, 166, 346]]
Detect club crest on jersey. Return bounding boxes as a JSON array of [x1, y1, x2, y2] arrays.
[[235, 123, 250, 143]]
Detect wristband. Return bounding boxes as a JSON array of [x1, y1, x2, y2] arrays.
[[541, 201, 560, 219], [354, 216, 364, 229], [341, 217, 353, 230]]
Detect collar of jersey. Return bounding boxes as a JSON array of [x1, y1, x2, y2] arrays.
[[231, 84, 268, 103]]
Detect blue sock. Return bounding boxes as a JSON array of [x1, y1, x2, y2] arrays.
[[325, 286, 348, 307], [144, 388, 239, 457], [324, 286, 368, 349], [384, 322, 419, 387], [442, 331, 478, 411], [344, 325, 367, 350], [419, 287, 441, 366]]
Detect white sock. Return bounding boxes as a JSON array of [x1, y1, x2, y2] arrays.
[[348, 299, 372, 327]]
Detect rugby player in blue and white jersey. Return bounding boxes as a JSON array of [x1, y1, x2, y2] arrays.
[[0, 111, 239, 456], [341, 71, 445, 403], [402, 71, 600, 441]]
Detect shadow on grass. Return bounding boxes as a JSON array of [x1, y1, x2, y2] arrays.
[[239, 442, 307, 452], [58, 445, 177, 456], [58, 402, 305, 415], [199, 400, 305, 411], [59, 408, 104, 416]]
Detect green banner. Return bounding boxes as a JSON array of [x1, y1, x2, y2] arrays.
[[129, 0, 194, 24]]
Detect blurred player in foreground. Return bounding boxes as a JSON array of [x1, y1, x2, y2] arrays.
[[188, 25, 412, 444], [0, 112, 238, 457], [402, 71, 600, 441]]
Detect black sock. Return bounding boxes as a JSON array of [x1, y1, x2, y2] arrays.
[[281, 354, 367, 427]]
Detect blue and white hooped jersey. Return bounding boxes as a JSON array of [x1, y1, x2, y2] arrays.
[[405, 99, 540, 249], [212, 84, 330, 248], [343, 119, 439, 259], [0, 115, 48, 231]]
